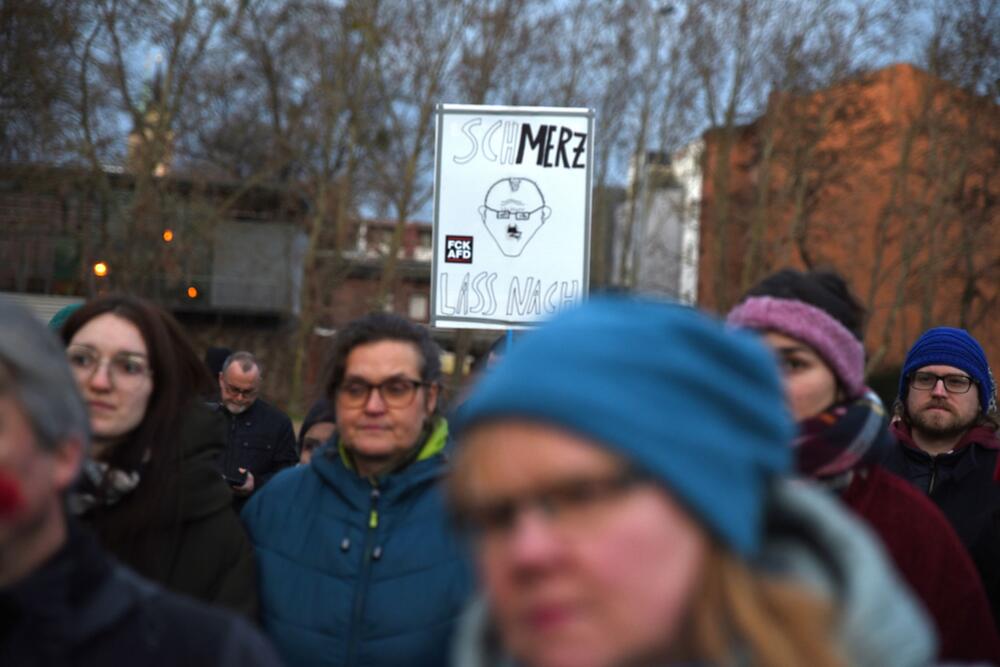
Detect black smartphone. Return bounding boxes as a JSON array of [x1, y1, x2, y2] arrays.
[[223, 471, 247, 486]]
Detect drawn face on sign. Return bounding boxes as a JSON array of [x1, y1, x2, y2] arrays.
[[478, 178, 551, 258]]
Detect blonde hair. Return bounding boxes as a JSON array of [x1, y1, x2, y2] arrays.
[[677, 542, 845, 667]]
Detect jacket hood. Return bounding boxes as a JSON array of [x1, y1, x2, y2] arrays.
[[333, 417, 449, 474], [892, 421, 1000, 455], [759, 480, 935, 667], [452, 480, 936, 667], [310, 418, 451, 508]]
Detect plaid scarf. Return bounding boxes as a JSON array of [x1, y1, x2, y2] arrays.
[[67, 458, 142, 516], [795, 390, 893, 479]]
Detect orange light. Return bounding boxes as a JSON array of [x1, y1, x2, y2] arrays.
[[162, 229, 174, 242], [186, 286, 199, 299], [93, 262, 108, 277]]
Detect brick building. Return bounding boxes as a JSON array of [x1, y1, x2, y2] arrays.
[[694, 63, 999, 380]]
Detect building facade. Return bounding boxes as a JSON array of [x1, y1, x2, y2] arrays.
[[692, 63, 998, 377]]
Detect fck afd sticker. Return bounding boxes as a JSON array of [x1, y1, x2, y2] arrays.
[[445, 235, 473, 263]]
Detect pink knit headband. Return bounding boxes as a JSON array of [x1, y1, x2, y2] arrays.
[[727, 296, 865, 398]]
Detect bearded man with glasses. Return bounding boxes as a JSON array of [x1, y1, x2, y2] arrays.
[[240, 312, 474, 667], [883, 327, 1000, 629]]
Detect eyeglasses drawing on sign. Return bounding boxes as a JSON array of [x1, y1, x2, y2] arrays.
[[478, 177, 551, 257]]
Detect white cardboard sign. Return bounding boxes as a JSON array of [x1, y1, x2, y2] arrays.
[[431, 104, 594, 329]]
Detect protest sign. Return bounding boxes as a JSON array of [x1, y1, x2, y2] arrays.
[[431, 104, 594, 329]]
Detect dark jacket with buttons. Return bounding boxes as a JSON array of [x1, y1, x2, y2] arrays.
[[0, 522, 283, 667], [216, 399, 298, 504], [883, 422, 1000, 628], [240, 419, 474, 667]]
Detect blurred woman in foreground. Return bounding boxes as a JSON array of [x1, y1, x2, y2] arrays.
[[59, 295, 257, 616], [449, 297, 933, 667]]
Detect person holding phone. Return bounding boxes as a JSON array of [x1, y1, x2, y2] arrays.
[[215, 351, 297, 510]]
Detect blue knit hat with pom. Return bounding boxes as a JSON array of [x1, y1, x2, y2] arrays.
[[452, 297, 794, 557], [899, 327, 996, 415]]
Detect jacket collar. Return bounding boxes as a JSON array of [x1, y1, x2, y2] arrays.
[[311, 418, 451, 506], [336, 417, 449, 473], [892, 420, 1000, 457], [218, 397, 261, 421]]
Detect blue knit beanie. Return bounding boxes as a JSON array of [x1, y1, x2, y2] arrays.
[[452, 297, 794, 557], [899, 327, 996, 415]]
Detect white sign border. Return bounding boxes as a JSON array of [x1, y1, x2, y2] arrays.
[[430, 103, 595, 329]]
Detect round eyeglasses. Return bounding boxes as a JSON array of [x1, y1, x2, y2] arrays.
[[66, 345, 152, 386]]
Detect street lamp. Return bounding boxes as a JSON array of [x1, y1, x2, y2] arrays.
[[93, 262, 109, 277]]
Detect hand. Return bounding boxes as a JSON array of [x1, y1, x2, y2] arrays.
[[233, 468, 255, 496]]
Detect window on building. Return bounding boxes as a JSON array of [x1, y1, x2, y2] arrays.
[[408, 293, 428, 321]]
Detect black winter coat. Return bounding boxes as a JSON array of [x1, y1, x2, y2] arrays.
[[81, 402, 258, 618], [883, 422, 1000, 628], [216, 399, 297, 500], [0, 523, 283, 667]]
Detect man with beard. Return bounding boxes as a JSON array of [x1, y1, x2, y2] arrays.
[[883, 327, 1000, 629], [215, 351, 297, 510]]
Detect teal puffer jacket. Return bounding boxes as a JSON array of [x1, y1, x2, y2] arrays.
[[242, 421, 474, 667]]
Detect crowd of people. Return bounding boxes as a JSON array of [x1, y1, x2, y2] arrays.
[[1, 267, 999, 667]]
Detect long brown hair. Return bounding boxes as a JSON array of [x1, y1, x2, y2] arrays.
[[676, 542, 844, 667], [60, 295, 212, 572]]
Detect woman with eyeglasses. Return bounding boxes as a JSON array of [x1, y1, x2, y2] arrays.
[[240, 312, 474, 667], [727, 269, 1000, 662], [59, 295, 257, 617], [450, 297, 934, 667]]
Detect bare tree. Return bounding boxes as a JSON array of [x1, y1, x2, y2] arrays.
[[192, 0, 384, 411], [0, 1, 83, 162], [369, 0, 467, 305], [613, 2, 684, 286], [68, 0, 232, 297], [12, 0, 994, 404]]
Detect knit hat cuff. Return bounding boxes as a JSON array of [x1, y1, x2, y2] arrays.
[[728, 296, 865, 398]]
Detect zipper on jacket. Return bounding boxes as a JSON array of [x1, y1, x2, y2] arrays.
[[346, 485, 381, 667], [927, 457, 939, 495]]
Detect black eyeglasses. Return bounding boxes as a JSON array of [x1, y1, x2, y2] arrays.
[[452, 468, 649, 545], [337, 377, 428, 408], [484, 206, 544, 221], [909, 371, 974, 394], [221, 380, 259, 399]]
